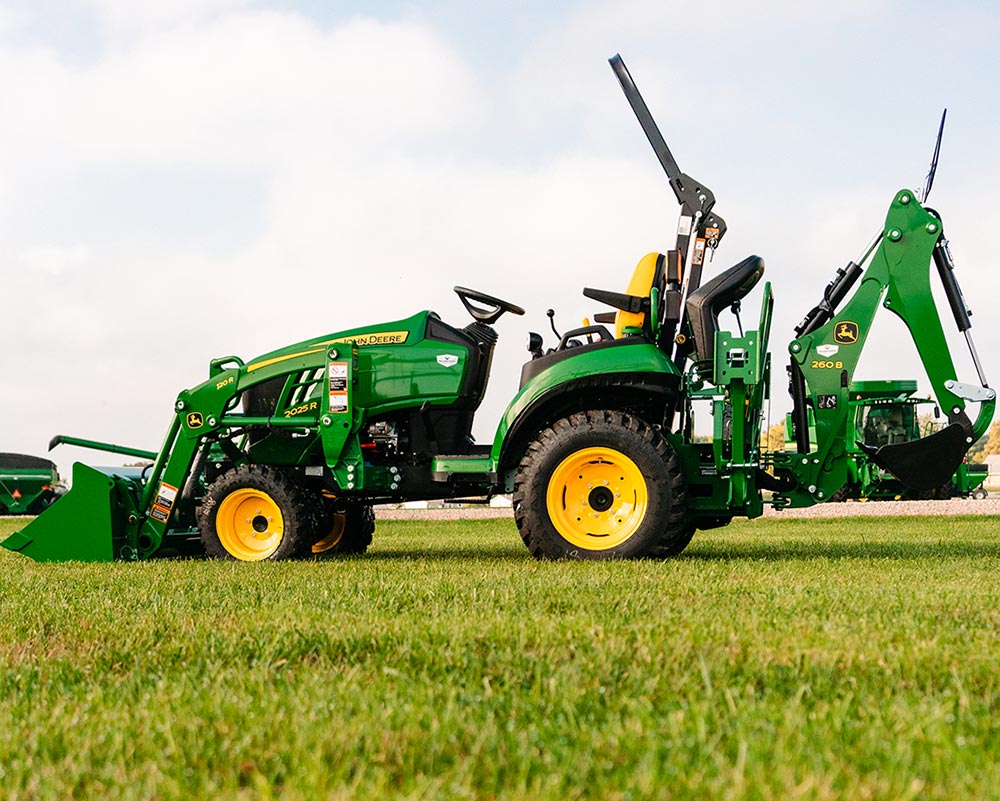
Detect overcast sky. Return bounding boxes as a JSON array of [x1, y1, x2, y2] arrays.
[[3, 0, 999, 479]]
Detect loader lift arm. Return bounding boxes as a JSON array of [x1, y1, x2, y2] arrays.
[[776, 189, 995, 505]]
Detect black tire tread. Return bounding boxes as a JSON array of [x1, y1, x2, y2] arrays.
[[311, 501, 375, 558], [199, 464, 315, 561], [513, 410, 688, 560]]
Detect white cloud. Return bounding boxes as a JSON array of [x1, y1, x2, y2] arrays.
[[81, 0, 256, 37], [19, 243, 95, 276], [1, 0, 997, 480]]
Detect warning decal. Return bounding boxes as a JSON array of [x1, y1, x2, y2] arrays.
[[692, 238, 706, 266], [151, 482, 179, 524], [328, 362, 349, 413]]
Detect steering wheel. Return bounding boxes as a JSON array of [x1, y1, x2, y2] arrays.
[[454, 286, 525, 325]]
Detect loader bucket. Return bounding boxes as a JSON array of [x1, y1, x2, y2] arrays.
[[0, 462, 141, 562]]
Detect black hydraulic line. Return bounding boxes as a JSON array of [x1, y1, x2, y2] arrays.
[[794, 261, 864, 337], [932, 236, 972, 332], [788, 361, 811, 454]]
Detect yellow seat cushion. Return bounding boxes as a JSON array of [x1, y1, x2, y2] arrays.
[[615, 252, 660, 337]]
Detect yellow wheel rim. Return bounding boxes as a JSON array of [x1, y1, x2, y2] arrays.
[[311, 513, 346, 554], [215, 488, 285, 561], [546, 446, 649, 550]]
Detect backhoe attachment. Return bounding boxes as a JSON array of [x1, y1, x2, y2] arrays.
[[777, 189, 995, 504]]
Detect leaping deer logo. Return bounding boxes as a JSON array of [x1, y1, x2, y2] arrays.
[[834, 322, 859, 344]]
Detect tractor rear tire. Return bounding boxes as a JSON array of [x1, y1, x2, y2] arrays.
[[310, 501, 375, 557], [513, 410, 687, 560], [200, 465, 314, 561], [830, 485, 851, 503]]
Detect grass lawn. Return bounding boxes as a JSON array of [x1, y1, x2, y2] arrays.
[[1, 514, 999, 800]]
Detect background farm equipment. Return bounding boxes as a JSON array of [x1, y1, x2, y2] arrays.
[[3, 55, 994, 563], [807, 380, 989, 501], [0, 453, 64, 515]]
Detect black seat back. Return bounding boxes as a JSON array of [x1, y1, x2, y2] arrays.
[[684, 255, 765, 362]]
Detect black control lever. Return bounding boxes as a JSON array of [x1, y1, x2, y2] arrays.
[[546, 309, 561, 339]]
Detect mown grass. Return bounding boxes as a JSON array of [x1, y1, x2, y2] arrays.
[[1, 514, 999, 800]]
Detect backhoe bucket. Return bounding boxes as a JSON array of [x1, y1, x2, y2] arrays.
[[0, 462, 141, 562], [860, 422, 969, 492]]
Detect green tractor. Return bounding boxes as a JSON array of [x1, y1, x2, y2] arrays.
[[813, 379, 989, 501], [4, 55, 994, 563]]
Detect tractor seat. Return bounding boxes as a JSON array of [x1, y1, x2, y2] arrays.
[[685, 255, 765, 363]]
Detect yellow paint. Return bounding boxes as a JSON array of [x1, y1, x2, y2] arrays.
[[247, 348, 325, 373], [615, 253, 659, 337], [545, 446, 649, 550], [311, 513, 346, 554], [282, 400, 319, 418], [215, 488, 284, 560], [322, 330, 410, 347]]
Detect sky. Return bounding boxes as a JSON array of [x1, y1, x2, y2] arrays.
[[2, 0, 999, 480]]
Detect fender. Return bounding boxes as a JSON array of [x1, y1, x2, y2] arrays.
[[492, 339, 681, 479]]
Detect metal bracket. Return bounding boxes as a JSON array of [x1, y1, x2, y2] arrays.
[[944, 380, 996, 403]]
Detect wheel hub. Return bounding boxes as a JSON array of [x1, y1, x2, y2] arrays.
[[545, 446, 649, 550], [588, 485, 615, 512], [215, 489, 285, 560]]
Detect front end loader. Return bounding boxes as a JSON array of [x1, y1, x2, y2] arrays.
[[3, 56, 993, 563]]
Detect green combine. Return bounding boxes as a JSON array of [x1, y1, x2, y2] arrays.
[[0, 453, 64, 515], [3, 55, 994, 563]]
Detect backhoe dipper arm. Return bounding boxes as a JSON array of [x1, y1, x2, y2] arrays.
[[609, 54, 726, 295], [777, 189, 995, 506]]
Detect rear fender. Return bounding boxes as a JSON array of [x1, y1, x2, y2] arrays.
[[492, 340, 680, 481]]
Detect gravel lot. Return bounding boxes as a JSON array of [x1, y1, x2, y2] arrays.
[[377, 498, 1000, 520]]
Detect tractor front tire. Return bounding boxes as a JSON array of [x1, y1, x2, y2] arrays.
[[311, 501, 375, 557], [513, 410, 687, 560], [200, 465, 315, 561]]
